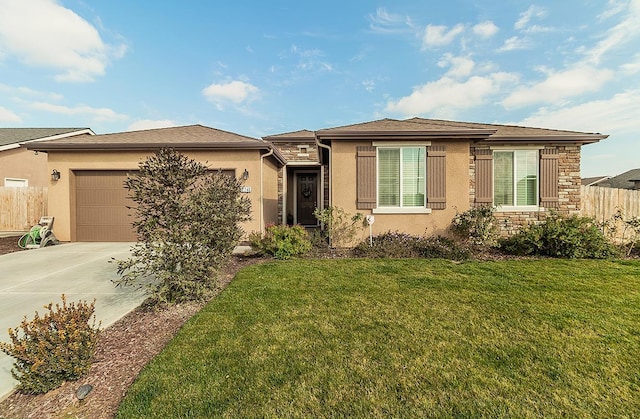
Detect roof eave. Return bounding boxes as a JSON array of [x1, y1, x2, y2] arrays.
[[315, 129, 497, 141], [478, 134, 608, 145]]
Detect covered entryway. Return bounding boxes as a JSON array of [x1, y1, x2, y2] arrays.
[[75, 170, 136, 241], [295, 171, 319, 225]]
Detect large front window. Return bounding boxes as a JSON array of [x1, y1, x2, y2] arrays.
[[494, 150, 538, 207], [378, 147, 426, 207]]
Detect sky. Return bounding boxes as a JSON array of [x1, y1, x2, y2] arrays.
[[0, 1, 639, 177]]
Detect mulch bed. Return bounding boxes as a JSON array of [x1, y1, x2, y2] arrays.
[[0, 250, 267, 419]]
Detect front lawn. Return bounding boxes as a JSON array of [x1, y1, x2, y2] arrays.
[[117, 259, 640, 417]]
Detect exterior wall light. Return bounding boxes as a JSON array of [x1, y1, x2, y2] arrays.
[[242, 169, 249, 180], [51, 169, 61, 181]]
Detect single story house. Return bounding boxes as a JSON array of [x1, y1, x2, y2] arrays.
[[267, 117, 606, 237], [0, 128, 94, 187], [27, 125, 285, 242], [587, 169, 640, 190], [27, 118, 607, 242]]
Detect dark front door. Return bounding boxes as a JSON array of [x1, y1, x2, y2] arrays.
[[297, 173, 317, 225]]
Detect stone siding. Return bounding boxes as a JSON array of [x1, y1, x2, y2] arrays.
[[469, 144, 582, 236]]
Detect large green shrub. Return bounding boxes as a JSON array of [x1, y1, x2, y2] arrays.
[[115, 148, 251, 304], [449, 206, 499, 247], [250, 224, 312, 259], [0, 295, 100, 394], [353, 232, 470, 261], [500, 213, 619, 258]]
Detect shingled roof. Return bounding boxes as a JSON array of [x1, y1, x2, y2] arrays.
[[25, 124, 287, 165], [313, 117, 607, 144], [0, 128, 94, 150], [262, 129, 316, 142]]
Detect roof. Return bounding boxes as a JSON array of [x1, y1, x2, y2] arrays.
[[596, 169, 640, 189], [262, 129, 316, 142], [0, 128, 94, 151], [315, 117, 607, 144], [581, 176, 610, 186], [25, 124, 287, 165]]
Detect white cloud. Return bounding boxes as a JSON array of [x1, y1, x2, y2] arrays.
[[362, 80, 375, 92], [202, 80, 259, 108], [368, 8, 414, 34], [0, 106, 21, 123], [584, 0, 640, 64], [473, 21, 499, 38], [29, 101, 127, 121], [422, 24, 465, 48], [497, 36, 531, 52], [516, 89, 640, 136], [598, 0, 628, 20], [0, 0, 126, 82], [501, 66, 614, 109], [385, 72, 518, 118], [437, 54, 475, 79], [127, 120, 178, 132], [0, 83, 64, 101], [515, 5, 547, 31]]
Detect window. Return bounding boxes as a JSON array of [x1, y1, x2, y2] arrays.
[[378, 147, 425, 208], [493, 150, 538, 207], [4, 178, 28, 187]]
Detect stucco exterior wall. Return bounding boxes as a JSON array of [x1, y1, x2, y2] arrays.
[[47, 149, 270, 242], [0, 148, 49, 187], [330, 140, 470, 240]]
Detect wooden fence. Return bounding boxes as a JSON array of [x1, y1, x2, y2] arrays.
[[581, 185, 640, 242], [0, 187, 48, 231]]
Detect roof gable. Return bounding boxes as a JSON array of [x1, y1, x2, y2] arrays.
[[262, 129, 315, 142]]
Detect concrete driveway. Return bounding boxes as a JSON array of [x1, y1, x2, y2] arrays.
[[0, 242, 147, 400]]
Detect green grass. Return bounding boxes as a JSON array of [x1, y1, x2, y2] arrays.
[[117, 259, 640, 418]]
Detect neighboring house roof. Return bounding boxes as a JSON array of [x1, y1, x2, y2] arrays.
[[0, 128, 94, 151], [581, 176, 611, 186], [315, 117, 607, 144], [595, 169, 640, 189], [262, 130, 316, 142], [25, 124, 287, 165]]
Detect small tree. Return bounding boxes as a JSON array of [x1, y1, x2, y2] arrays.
[[313, 206, 364, 248], [115, 148, 251, 304]]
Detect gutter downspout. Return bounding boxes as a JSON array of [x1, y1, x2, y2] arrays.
[[315, 137, 332, 210], [260, 147, 274, 234]]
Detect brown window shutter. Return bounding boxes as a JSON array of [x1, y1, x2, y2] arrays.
[[475, 149, 493, 205], [539, 148, 559, 208], [426, 146, 446, 210], [356, 146, 376, 209]]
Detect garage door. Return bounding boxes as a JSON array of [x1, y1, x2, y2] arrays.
[[75, 170, 137, 241]]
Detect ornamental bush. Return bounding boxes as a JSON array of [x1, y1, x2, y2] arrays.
[[353, 231, 470, 261], [249, 224, 312, 259], [499, 213, 619, 259], [449, 206, 499, 247], [0, 295, 100, 394]]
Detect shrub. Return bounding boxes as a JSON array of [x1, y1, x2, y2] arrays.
[[450, 206, 499, 247], [353, 232, 470, 261], [313, 206, 364, 248], [0, 295, 100, 394], [250, 224, 312, 259], [499, 213, 619, 259], [115, 149, 251, 304]]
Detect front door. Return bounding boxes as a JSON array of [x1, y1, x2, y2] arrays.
[[296, 173, 317, 225]]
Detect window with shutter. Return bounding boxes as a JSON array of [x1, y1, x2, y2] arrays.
[[490, 148, 544, 210]]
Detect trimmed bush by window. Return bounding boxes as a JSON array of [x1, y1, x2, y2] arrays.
[[499, 213, 619, 259]]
